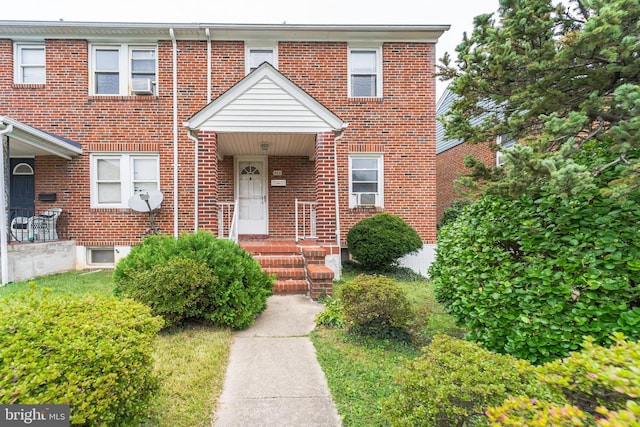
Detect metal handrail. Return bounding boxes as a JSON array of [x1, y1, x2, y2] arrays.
[[229, 199, 239, 243], [8, 207, 68, 243], [217, 200, 239, 243], [295, 199, 318, 242]]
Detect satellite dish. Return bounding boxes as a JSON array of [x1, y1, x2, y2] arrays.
[[128, 191, 163, 212], [128, 191, 163, 234]]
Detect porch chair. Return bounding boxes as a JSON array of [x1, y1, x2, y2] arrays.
[[28, 208, 62, 241], [10, 216, 30, 242]]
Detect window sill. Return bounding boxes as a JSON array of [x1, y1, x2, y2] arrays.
[[349, 205, 384, 212], [13, 83, 46, 90], [348, 97, 384, 104], [88, 95, 159, 102]]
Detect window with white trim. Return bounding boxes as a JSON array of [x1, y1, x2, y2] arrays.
[[349, 154, 384, 208], [496, 135, 517, 166], [348, 47, 382, 97], [91, 154, 159, 208], [15, 43, 46, 84], [90, 44, 157, 95], [246, 44, 278, 74]]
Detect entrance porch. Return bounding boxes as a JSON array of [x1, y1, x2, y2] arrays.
[[240, 239, 335, 299]]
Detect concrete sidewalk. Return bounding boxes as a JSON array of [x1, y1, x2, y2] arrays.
[[212, 295, 342, 427]]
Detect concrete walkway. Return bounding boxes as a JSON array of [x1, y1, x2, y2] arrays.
[[212, 295, 342, 427]]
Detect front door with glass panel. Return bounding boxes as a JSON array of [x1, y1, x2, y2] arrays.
[[237, 158, 267, 234]]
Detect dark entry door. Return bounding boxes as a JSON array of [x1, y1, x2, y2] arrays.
[[10, 158, 35, 214]]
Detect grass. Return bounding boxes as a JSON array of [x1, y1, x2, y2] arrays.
[[312, 264, 465, 426], [0, 269, 115, 297], [1, 270, 233, 427], [152, 325, 232, 427], [311, 329, 420, 427]]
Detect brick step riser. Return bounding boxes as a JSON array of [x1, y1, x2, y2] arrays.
[[265, 268, 307, 281], [274, 280, 309, 294], [254, 256, 305, 269]]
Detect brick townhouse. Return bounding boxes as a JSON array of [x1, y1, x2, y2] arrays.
[[436, 88, 514, 221], [0, 20, 448, 295]]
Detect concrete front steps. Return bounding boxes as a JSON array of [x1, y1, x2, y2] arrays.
[[240, 240, 334, 299]]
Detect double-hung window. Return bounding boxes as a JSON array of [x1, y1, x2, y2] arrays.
[[348, 47, 382, 97], [15, 43, 46, 84], [245, 44, 277, 74], [349, 154, 384, 208], [91, 44, 157, 95], [92, 154, 159, 208]]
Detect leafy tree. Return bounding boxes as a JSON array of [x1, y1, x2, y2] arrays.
[[438, 0, 640, 196]]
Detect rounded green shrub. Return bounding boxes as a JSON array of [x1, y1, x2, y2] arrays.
[[383, 334, 540, 427], [117, 257, 218, 328], [0, 287, 163, 426], [430, 189, 640, 364], [339, 274, 413, 339], [346, 212, 423, 271], [114, 230, 273, 329]]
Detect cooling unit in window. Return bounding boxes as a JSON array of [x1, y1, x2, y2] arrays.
[[131, 78, 154, 95], [355, 193, 377, 207]]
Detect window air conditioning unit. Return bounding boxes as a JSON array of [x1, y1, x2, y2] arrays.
[[131, 78, 154, 95], [356, 193, 377, 207]]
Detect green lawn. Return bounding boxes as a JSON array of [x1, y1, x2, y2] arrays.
[[1, 270, 232, 427], [2, 266, 462, 427], [312, 265, 464, 427]]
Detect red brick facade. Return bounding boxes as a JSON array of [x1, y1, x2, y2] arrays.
[[0, 22, 443, 255], [436, 141, 496, 221]]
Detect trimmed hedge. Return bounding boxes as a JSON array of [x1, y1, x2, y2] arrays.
[[347, 213, 423, 271], [0, 287, 163, 426], [114, 231, 273, 329], [383, 334, 540, 427]]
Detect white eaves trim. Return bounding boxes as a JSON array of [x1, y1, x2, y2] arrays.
[[184, 62, 346, 133]]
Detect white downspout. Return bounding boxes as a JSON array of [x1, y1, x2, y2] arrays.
[[206, 28, 211, 104], [170, 28, 179, 238], [187, 129, 199, 231], [333, 128, 346, 248], [0, 122, 14, 286]]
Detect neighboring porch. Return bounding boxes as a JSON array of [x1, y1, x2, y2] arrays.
[[0, 116, 82, 284]]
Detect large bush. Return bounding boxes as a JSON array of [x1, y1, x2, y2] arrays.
[[339, 274, 414, 339], [430, 189, 640, 363], [383, 334, 540, 427], [114, 231, 273, 329], [0, 287, 163, 426], [487, 333, 640, 426], [347, 213, 423, 271]]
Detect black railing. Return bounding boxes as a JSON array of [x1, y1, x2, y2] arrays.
[[8, 208, 69, 242]]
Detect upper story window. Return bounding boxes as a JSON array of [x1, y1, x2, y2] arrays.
[[348, 47, 382, 98], [91, 153, 159, 208], [245, 43, 278, 74], [91, 44, 157, 96], [349, 154, 384, 208], [15, 43, 46, 84]]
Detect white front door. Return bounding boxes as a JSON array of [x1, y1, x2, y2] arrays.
[[237, 157, 268, 234]]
